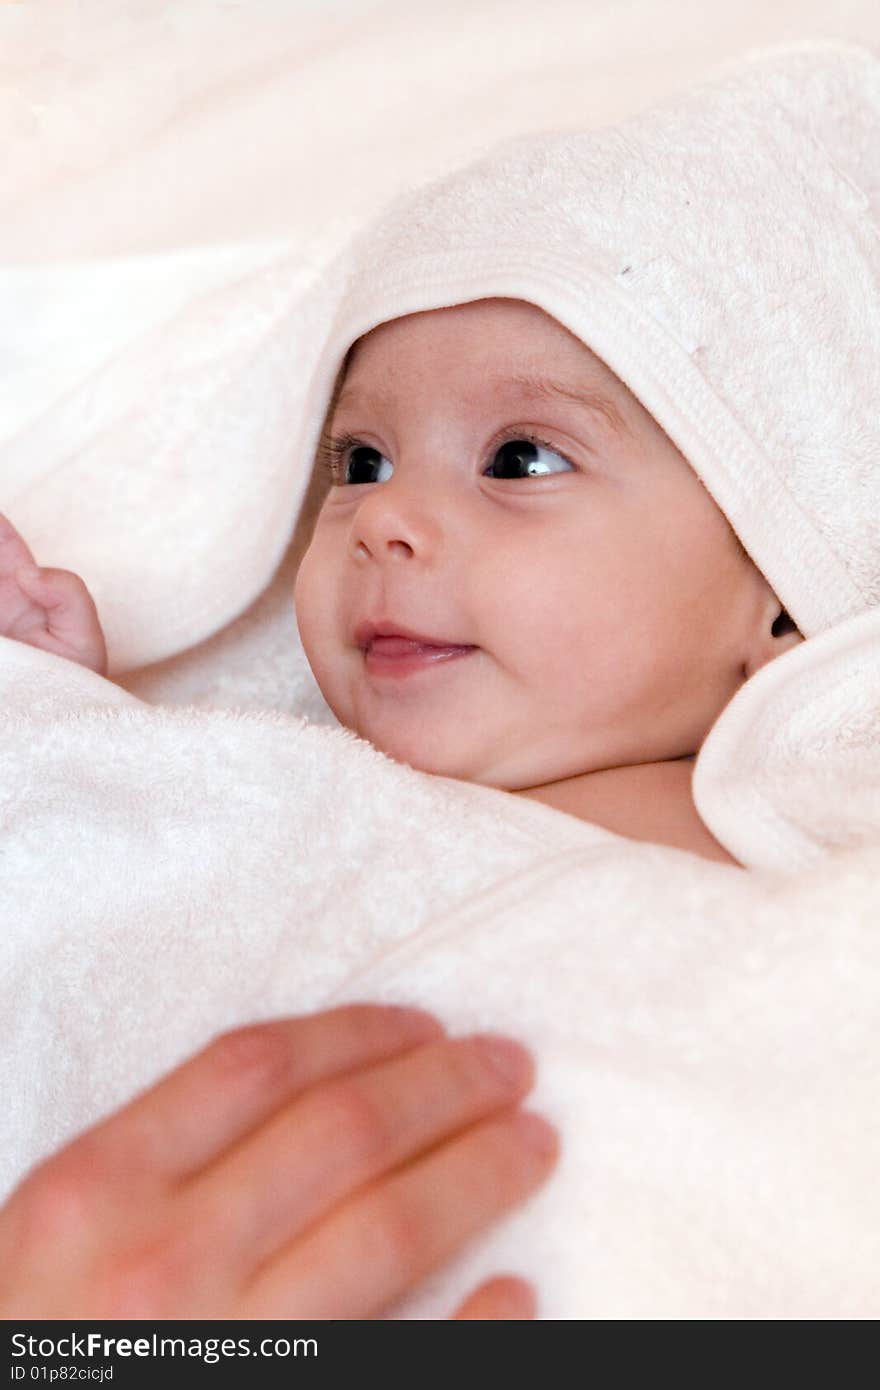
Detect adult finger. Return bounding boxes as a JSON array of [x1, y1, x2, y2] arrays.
[[71, 1005, 445, 1186], [452, 1275, 536, 1320], [192, 1033, 535, 1270], [240, 1108, 559, 1318]]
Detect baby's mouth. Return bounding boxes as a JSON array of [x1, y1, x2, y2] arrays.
[[362, 637, 477, 678], [367, 635, 473, 657], [354, 618, 473, 650]]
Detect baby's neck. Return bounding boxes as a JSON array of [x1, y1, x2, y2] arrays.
[[513, 756, 740, 867]]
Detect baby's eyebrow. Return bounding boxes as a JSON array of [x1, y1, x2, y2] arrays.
[[333, 370, 632, 441], [490, 371, 632, 440]]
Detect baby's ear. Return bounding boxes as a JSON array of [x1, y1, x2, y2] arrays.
[[771, 608, 801, 639], [744, 606, 804, 680], [766, 607, 805, 665]]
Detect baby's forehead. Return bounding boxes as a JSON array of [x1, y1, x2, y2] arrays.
[[343, 297, 626, 395], [339, 297, 659, 443], [352, 296, 591, 361]]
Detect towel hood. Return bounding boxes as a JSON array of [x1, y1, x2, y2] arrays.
[[301, 39, 880, 639]]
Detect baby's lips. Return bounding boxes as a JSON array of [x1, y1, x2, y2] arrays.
[[354, 617, 475, 649], [368, 636, 474, 656]]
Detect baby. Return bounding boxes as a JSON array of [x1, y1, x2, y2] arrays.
[[9, 41, 874, 873], [0, 293, 803, 868]]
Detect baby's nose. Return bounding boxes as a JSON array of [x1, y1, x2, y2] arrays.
[[349, 481, 446, 565]]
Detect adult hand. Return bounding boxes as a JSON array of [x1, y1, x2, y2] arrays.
[[0, 1004, 558, 1319]]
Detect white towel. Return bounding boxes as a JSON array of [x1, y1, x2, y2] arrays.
[[2, 635, 878, 1319], [2, 18, 880, 1319]]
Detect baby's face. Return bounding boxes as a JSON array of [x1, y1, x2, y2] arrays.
[[294, 297, 766, 788]]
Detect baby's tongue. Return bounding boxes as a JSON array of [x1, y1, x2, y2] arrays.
[[371, 637, 469, 655]]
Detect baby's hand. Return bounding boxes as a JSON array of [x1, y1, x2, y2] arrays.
[[0, 512, 108, 676]]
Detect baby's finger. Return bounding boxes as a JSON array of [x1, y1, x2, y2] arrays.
[[0, 512, 37, 573], [240, 1108, 559, 1318], [14, 565, 108, 675], [451, 1275, 536, 1320], [191, 1034, 535, 1271], [72, 1006, 445, 1188], [17, 565, 94, 633]]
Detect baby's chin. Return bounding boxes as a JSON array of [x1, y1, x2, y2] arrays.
[[335, 717, 534, 789], [321, 674, 570, 785], [353, 728, 473, 778]]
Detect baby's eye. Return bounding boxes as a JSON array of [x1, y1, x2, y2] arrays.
[[320, 433, 575, 486], [486, 438, 576, 479], [337, 445, 392, 486]]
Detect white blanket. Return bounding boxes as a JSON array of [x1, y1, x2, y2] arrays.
[[3, 0, 880, 1321], [1, 625, 879, 1319]]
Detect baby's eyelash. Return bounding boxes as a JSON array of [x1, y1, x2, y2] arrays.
[[317, 429, 575, 483], [318, 431, 360, 483]]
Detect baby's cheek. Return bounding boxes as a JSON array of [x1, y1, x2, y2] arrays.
[[292, 537, 324, 612]]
